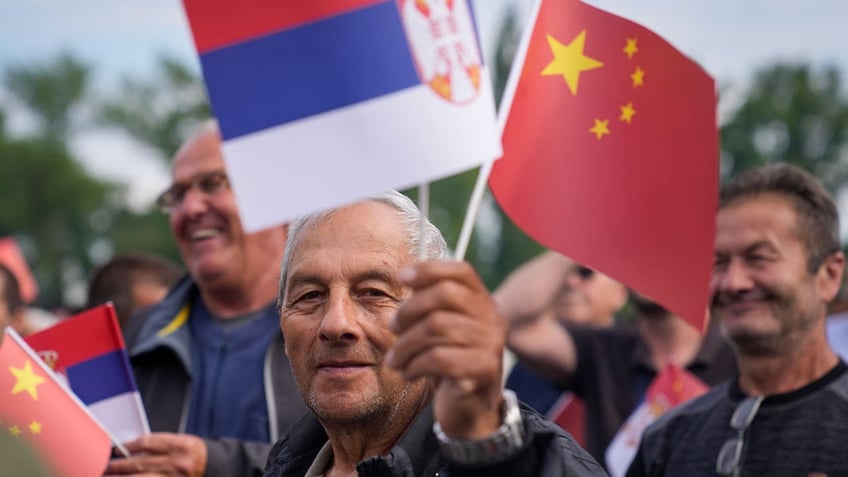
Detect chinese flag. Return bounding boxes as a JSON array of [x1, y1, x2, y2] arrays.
[[490, 0, 717, 331], [0, 328, 112, 477]]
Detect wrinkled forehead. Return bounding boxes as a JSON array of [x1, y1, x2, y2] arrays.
[[716, 194, 803, 251]]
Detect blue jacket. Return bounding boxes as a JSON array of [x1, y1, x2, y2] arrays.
[[129, 275, 307, 477]]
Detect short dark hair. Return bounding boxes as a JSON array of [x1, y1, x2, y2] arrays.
[[0, 263, 24, 315], [720, 164, 840, 271], [87, 253, 183, 323]]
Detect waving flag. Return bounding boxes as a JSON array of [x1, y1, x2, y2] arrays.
[[182, 0, 501, 231], [25, 304, 149, 443], [604, 365, 708, 476], [489, 0, 718, 331], [0, 328, 112, 477]]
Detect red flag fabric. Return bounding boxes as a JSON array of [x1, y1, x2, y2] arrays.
[[547, 392, 586, 448], [605, 365, 708, 475], [0, 328, 112, 477], [0, 236, 38, 303], [489, 0, 718, 331]]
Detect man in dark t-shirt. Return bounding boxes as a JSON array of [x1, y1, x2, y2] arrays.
[[629, 164, 848, 476], [497, 253, 737, 465]]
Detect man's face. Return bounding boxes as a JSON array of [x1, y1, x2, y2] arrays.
[[280, 201, 428, 426], [167, 129, 280, 289], [554, 267, 626, 326], [710, 194, 840, 355]]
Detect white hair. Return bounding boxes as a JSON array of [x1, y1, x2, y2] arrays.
[[277, 191, 450, 312]]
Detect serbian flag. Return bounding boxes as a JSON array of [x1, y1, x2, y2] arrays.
[[182, 0, 501, 231], [0, 328, 112, 477], [604, 365, 708, 477], [25, 304, 149, 443], [489, 0, 718, 331]]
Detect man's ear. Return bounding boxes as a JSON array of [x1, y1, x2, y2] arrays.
[[818, 251, 844, 303]]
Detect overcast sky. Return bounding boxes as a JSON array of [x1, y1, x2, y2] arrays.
[[2, 0, 848, 210]]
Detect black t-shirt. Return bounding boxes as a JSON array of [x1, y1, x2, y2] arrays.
[[629, 361, 848, 476], [563, 323, 738, 464]]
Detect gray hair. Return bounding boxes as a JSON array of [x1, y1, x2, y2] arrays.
[[277, 191, 450, 312]]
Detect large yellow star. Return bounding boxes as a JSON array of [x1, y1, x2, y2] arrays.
[[620, 102, 636, 124], [623, 38, 638, 60], [631, 66, 645, 87], [590, 119, 610, 139], [541, 30, 604, 96], [10, 360, 45, 400]]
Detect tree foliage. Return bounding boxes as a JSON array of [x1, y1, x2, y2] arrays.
[[721, 63, 848, 193], [97, 54, 211, 161]]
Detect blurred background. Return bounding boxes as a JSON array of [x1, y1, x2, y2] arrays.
[[2, 0, 848, 311]]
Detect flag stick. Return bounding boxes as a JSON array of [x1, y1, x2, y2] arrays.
[[454, 162, 492, 261], [453, 0, 541, 262], [418, 183, 430, 260]]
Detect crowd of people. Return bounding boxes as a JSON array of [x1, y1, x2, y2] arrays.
[[1, 121, 848, 476]]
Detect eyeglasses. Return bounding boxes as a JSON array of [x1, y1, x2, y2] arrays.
[[155, 171, 230, 212], [575, 266, 595, 280], [716, 396, 764, 476]]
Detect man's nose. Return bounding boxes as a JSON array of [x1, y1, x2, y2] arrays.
[[318, 292, 360, 342], [714, 259, 754, 294]]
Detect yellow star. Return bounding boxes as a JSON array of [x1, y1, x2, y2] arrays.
[[9, 425, 21, 437], [620, 102, 636, 124], [29, 421, 42, 434], [623, 38, 638, 60], [590, 119, 610, 139], [10, 360, 45, 400], [631, 66, 645, 87], [541, 30, 604, 95]]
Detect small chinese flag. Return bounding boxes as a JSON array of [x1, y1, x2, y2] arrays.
[[0, 328, 112, 477], [490, 0, 718, 331]]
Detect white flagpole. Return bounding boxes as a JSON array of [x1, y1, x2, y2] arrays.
[[453, 0, 543, 262], [418, 183, 430, 260]]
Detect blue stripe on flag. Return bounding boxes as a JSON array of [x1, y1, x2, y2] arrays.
[[66, 350, 135, 404], [201, 1, 421, 140]]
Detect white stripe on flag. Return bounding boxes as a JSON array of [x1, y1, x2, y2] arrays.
[[222, 72, 501, 232], [89, 391, 150, 444]]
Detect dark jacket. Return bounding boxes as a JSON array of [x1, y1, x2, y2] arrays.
[[264, 402, 607, 477], [129, 276, 307, 477]]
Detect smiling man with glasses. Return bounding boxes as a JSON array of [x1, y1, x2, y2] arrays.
[[628, 164, 848, 477], [106, 120, 307, 477]]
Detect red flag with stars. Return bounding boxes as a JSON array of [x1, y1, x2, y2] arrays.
[[0, 328, 112, 477], [489, 0, 717, 331]]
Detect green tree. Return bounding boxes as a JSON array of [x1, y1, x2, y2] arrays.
[[5, 53, 90, 142], [721, 63, 848, 193], [97, 54, 211, 161], [0, 138, 112, 306]]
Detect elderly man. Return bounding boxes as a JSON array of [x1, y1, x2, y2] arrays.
[[106, 121, 306, 476], [265, 191, 604, 476], [628, 164, 848, 476]]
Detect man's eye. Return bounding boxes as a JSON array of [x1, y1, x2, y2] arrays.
[[292, 290, 323, 305], [361, 288, 392, 300]]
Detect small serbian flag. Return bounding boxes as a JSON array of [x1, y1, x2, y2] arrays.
[[604, 365, 708, 477], [25, 304, 149, 444], [0, 328, 112, 477], [181, 0, 501, 231]]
